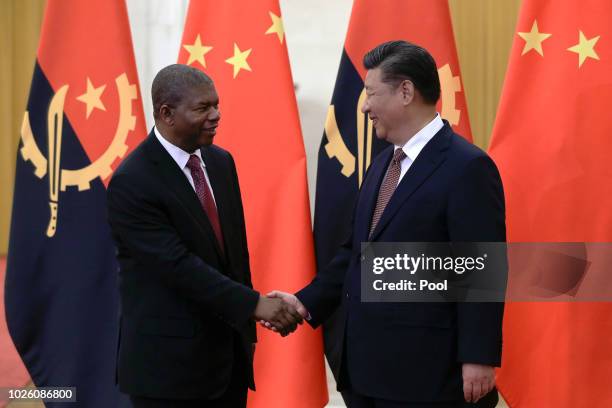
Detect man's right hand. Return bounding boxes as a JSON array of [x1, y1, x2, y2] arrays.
[[253, 296, 303, 336]]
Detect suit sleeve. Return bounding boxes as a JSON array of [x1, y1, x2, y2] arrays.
[[296, 239, 351, 328], [296, 153, 381, 328], [296, 191, 359, 328], [107, 172, 260, 331], [447, 154, 506, 366]]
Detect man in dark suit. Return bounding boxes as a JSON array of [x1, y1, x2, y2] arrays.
[[266, 41, 506, 407], [107, 64, 302, 408]]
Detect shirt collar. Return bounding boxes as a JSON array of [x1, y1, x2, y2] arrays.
[[154, 126, 205, 169], [395, 113, 444, 161]]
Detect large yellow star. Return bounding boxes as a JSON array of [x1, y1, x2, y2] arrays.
[[518, 20, 552, 56], [265, 11, 284, 44], [225, 43, 252, 78], [76, 78, 106, 119], [183, 34, 213, 67], [567, 31, 600, 68]]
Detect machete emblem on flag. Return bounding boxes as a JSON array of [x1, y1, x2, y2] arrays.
[[18, 73, 138, 238], [323, 63, 463, 186]]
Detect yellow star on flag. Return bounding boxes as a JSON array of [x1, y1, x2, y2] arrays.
[[518, 20, 552, 56], [183, 35, 213, 67], [265, 11, 284, 44], [225, 43, 252, 78], [567, 31, 600, 68], [76, 78, 106, 119]]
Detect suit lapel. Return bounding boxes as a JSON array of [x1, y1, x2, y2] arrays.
[[144, 133, 225, 260], [358, 147, 394, 243], [200, 147, 235, 262], [369, 124, 452, 241]]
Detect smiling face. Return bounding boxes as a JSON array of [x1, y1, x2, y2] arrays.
[[361, 67, 410, 145], [170, 83, 220, 151]]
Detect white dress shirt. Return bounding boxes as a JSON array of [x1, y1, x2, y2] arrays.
[[394, 113, 444, 185], [154, 126, 217, 205]]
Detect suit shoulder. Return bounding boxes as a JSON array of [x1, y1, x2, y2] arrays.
[[202, 144, 237, 175], [447, 132, 502, 182], [206, 144, 232, 161], [447, 132, 500, 169], [448, 132, 488, 159], [110, 139, 150, 183]]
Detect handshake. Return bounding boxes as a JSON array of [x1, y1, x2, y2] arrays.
[[252, 291, 309, 336]]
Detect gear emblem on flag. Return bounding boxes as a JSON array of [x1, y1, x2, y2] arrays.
[[324, 63, 463, 184], [18, 73, 138, 237], [438, 64, 462, 126]]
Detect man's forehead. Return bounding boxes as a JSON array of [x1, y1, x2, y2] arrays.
[[364, 68, 381, 87], [193, 81, 216, 92], [186, 82, 217, 98]]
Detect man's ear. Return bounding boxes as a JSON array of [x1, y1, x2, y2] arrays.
[[399, 80, 414, 106], [159, 104, 174, 126]]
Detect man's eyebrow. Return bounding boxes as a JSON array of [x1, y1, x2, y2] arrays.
[[196, 100, 217, 106]]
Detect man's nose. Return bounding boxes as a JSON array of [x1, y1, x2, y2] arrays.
[[361, 100, 369, 114], [210, 107, 220, 121]]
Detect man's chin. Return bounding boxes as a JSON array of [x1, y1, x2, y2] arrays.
[[372, 125, 385, 139], [375, 132, 388, 141], [198, 132, 216, 146]]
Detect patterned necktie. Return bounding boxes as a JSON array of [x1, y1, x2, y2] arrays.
[[186, 155, 225, 254], [369, 148, 407, 238]]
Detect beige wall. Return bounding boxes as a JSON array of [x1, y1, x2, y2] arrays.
[[449, 0, 522, 149], [0, 0, 521, 255], [0, 0, 45, 255]]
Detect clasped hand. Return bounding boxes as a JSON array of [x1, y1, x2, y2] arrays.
[[253, 291, 309, 337]]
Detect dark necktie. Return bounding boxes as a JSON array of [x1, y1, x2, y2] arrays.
[[186, 154, 225, 254], [369, 148, 407, 238]]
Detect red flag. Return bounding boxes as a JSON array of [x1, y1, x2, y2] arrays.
[[178, 1, 327, 407], [37, 0, 146, 177], [5, 0, 146, 406], [489, 0, 612, 406]]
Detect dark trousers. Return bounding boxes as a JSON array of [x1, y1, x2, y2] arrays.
[[130, 337, 248, 408], [339, 334, 498, 408]]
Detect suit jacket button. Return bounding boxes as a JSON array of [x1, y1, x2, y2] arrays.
[[346, 292, 350, 299], [360, 255, 365, 261]]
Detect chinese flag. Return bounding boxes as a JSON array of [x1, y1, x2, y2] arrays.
[[178, 1, 327, 407], [314, 0, 472, 387], [5, 0, 146, 406], [489, 0, 612, 406]]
